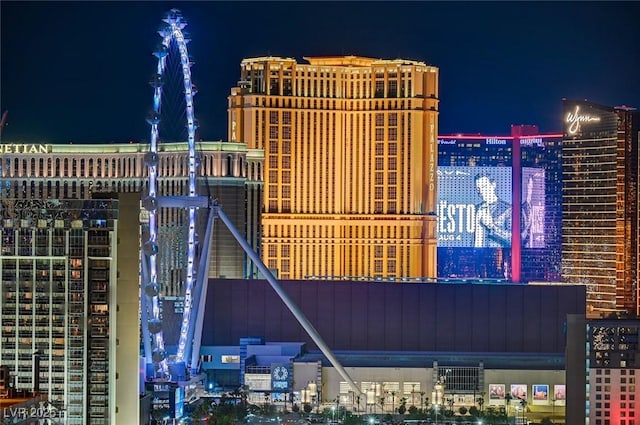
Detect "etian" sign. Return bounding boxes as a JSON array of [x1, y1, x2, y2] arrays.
[[0, 144, 50, 154]]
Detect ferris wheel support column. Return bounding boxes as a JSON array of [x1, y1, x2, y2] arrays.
[[186, 206, 217, 373]]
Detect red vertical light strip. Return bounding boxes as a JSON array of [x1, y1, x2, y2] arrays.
[[510, 125, 530, 283], [512, 134, 521, 283]]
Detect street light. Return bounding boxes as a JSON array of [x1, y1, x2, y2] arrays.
[[432, 377, 445, 425]]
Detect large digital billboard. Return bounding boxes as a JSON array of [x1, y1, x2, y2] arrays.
[[437, 166, 512, 248], [521, 167, 546, 248]]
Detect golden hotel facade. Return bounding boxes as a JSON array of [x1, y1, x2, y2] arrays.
[[228, 56, 439, 280]]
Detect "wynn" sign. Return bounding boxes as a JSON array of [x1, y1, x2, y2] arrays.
[[565, 106, 601, 135]]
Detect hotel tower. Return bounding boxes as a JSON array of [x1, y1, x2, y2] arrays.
[[0, 141, 263, 423], [228, 56, 439, 280], [562, 100, 639, 318]]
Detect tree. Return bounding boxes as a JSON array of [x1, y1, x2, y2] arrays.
[[303, 403, 313, 414], [505, 393, 513, 418], [458, 406, 468, 416], [468, 406, 479, 417], [519, 398, 528, 420], [446, 397, 454, 416], [398, 397, 407, 415], [477, 396, 485, 414]]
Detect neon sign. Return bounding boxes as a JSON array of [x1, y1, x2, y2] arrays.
[[486, 138, 507, 145], [520, 137, 544, 147], [565, 106, 601, 135], [0, 144, 49, 154]]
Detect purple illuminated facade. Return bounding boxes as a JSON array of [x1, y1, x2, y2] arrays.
[[437, 127, 563, 283]]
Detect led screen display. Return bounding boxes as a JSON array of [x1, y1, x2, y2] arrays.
[[521, 167, 546, 248], [554, 385, 566, 406], [510, 384, 527, 401], [532, 384, 549, 405], [437, 166, 512, 247], [489, 384, 506, 405]]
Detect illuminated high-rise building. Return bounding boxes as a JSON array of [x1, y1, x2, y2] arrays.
[[227, 56, 439, 280], [436, 128, 563, 283], [0, 140, 263, 422], [0, 141, 264, 295], [562, 100, 639, 318], [0, 194, 140, 425]]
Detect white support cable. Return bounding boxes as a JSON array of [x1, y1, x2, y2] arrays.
[[214, 204, 363, 397]]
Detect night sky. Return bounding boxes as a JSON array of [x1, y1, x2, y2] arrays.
[[1, 1, 639, 143]]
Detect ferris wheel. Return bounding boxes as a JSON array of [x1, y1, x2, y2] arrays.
[[142, 8, 201, 379], [138, 9, 361, 397]]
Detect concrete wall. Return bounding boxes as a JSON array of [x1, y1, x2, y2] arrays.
[[115, 193, 141, 425]]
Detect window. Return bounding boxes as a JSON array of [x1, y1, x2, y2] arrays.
[[375, 80, 384, 98], [374, 260, 383, 272], [388, 80, 397, 97]]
